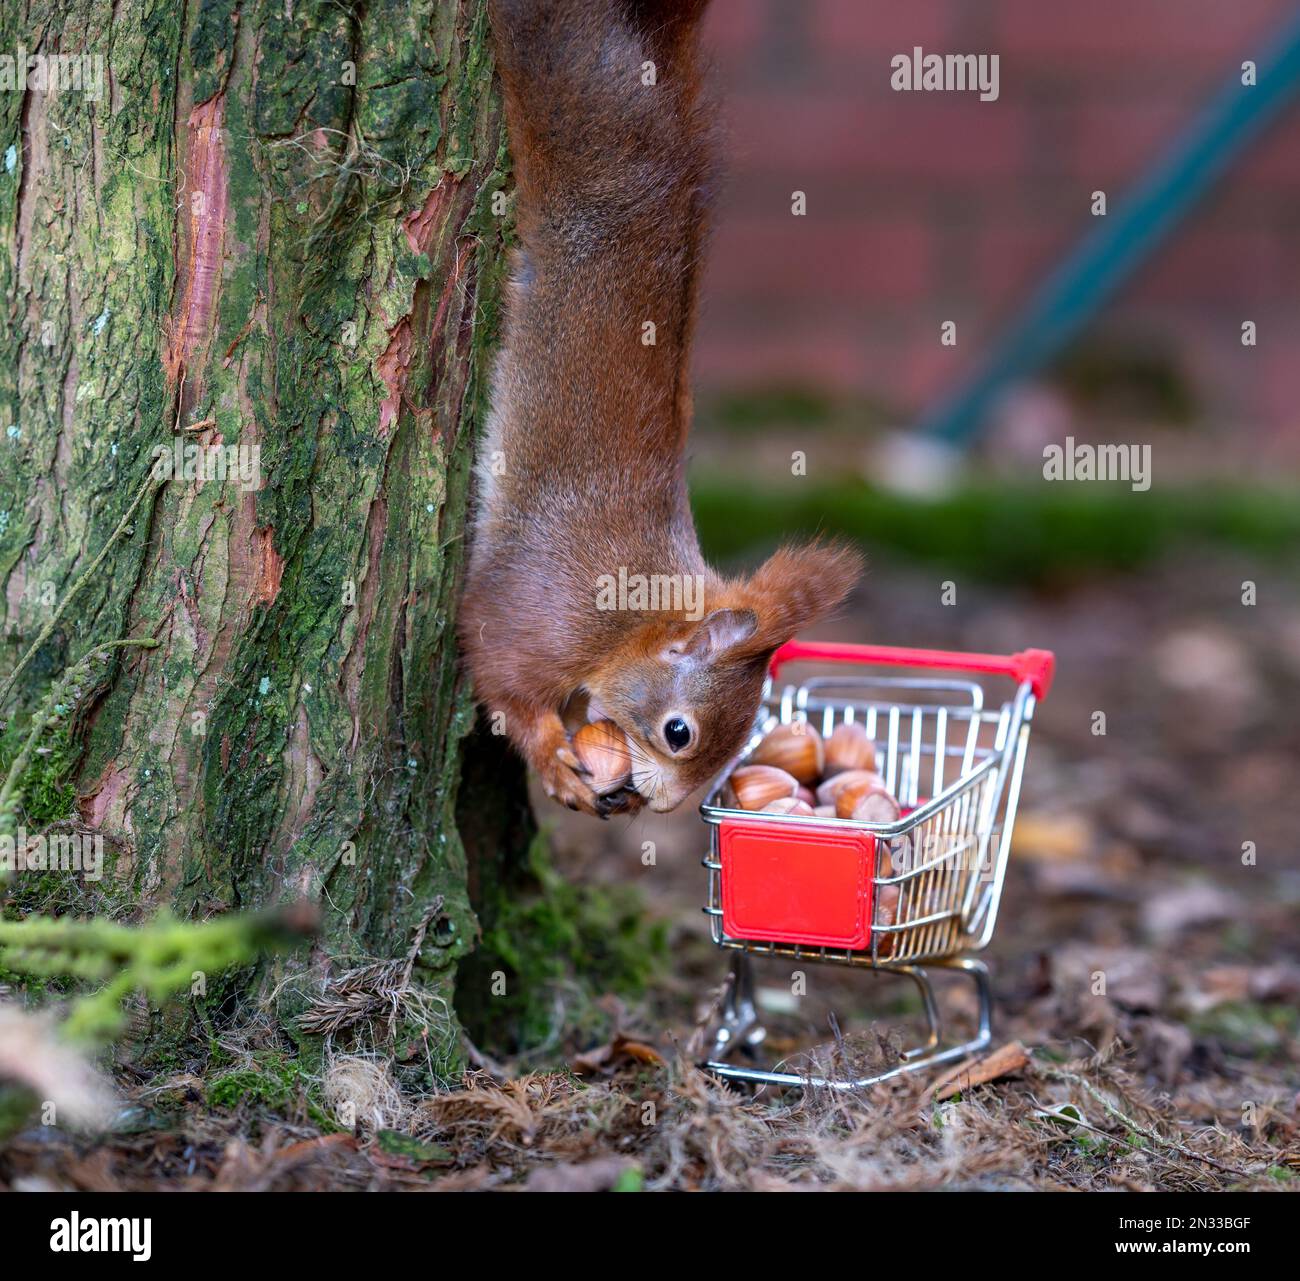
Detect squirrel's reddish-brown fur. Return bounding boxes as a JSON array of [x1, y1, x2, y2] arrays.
[[460, 0, 861, 817]]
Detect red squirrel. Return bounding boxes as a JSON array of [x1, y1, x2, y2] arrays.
[[460, 0, 861, 817]]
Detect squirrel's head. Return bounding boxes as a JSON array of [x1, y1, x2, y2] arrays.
[[586, 542, 861, 812]]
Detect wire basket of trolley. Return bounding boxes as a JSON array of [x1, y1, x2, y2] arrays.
[[698, 640, 1055, 1090]]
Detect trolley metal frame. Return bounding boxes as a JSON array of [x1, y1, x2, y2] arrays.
[[698, 641, 1054, 1090]]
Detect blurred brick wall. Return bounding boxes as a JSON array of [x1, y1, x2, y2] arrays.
[[697, 0, 1300, 439]]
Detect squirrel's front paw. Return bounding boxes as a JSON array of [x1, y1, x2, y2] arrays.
[[541, 746, 646, 819], [505, 703, 645, 819], [539, 746, 607, 818]]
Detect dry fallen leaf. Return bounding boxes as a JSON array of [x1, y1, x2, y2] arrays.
[[1053, 945, 1164, 1012], [571, 1033, 665, 1076], [1142, 881, 1240, 941]]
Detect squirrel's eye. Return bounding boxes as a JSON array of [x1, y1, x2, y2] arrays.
[[664, 717, 691, 752]]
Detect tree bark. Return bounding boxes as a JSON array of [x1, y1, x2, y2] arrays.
[[1, 0, 518, 1070]]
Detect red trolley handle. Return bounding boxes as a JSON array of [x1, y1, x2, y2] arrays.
[[769, 641, 1055, 701]]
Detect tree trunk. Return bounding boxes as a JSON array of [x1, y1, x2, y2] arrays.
[[1, 0, 520, 1070]]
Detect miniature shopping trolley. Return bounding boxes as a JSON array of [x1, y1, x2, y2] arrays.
[[699, 640, 1055, 1090]]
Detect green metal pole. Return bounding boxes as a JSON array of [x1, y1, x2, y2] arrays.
[[916, 11, 1300, 450]]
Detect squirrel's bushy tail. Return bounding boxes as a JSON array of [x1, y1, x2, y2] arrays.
[[732, 540, 865, 656]]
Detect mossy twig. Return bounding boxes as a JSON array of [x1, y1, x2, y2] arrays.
[[0, 907, 314, 1045]]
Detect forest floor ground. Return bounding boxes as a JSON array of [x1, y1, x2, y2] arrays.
[[2, 530, 1298, 1191]]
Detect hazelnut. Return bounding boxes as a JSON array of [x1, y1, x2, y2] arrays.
[[749, 722, 824, 784], [724, 764, 800, 811], [874, 883, 900, 957], [815, 768, 886, 808], [824, 722, 876, 777], [572, 720, 631, 795], [850, 789, 902, 824], [761, 797, 816, 817]]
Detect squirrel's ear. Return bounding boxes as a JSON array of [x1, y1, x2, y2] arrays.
[[674, 608, 758, 660], [739, 540, 863, 654]]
